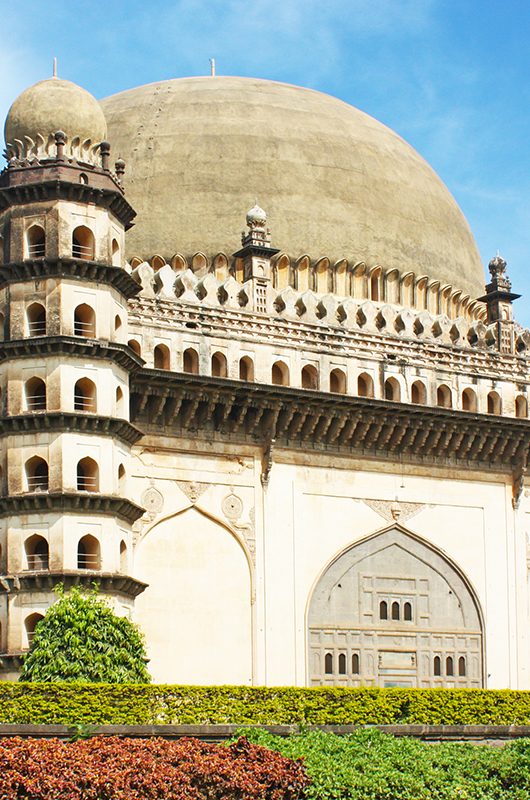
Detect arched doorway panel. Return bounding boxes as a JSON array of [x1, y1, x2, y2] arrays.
[[307, 525, 483, 688], [134, 506, 252, 684]]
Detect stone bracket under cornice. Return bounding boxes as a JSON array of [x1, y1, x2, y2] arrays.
[[0, 493, 145, 524], [0, 571, 147, 598], [131, 368, 530, 473], [0, 413, 143, 446], [0, 337, 144, 371], [0, 176, 136, 229], [0, 258, 140, 299]]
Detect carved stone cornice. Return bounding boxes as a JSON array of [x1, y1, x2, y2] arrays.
[[0, 413, 143, 446], [0, 493, 144, 524], [0, 337, 143, 371], [0, 175, 135, 229], [131, 369, 530, 472], [0, 571, 147, 598], [0, 258, 140, 299]]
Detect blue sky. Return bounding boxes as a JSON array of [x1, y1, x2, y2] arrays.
[[2, 1, 530, 324]]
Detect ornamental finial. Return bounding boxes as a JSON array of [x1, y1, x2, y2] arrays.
[[241, 202, 271, 247], [488, 253, 511, 291]]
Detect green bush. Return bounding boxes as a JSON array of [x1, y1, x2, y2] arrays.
[[1, 684, 530, 725], [236, 728, 530, 799], [20, 586, 150, 683]]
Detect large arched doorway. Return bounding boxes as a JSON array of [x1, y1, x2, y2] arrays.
[[134, 507, 252, 684], [307, 525, 483, 688]]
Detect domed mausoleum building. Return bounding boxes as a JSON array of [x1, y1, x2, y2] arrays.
[[0, 72, 529, 688]]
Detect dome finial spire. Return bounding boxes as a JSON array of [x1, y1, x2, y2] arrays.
[[52, 57, 57, 79]]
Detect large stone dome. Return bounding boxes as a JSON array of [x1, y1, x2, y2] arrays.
[[5, 78, 107, 147], [101, 76, 485, 299]]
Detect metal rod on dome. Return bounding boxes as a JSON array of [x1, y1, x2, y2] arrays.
[[53, 57, 57, 78], [209, 58, 216, 77]]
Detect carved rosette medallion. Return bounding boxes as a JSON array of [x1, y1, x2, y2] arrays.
[[221, 492, 244, 522]]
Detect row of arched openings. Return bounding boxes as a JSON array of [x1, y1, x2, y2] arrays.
[[25, 302, 123, 339], [434, 655, 466, 677], [24, 376, 124, 414], [24, 457, 126, 493], [379, 600, 413, 621], [138, 339, 529, 416], [324, 652, 360, 675], [24, 533, 128, 573], [25, 224, 121, 265]]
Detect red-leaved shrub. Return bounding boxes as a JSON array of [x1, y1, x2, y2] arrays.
[[0, 735, 309, 800]]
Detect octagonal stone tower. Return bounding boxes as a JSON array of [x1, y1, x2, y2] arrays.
[[0, 77, 146, 676]]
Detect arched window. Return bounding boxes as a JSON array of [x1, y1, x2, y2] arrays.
[[77, 457, 99, 492], [338, 653, 346, 674], [239, 356, 254, 382], [128, 339, 141, 357], [74, 304, 96, 337], [370, 268, 381, 301], [487, 391, 501, 415], [433, 656, 441, 676], [437, 385, 452, 408], [116, 386, 124, 415], [111, 239, 120, 267], [25, 456, 49, 492], [25, 613, 44, 647], [352, 653, 360, 674], [357, 373, 374, 398], [384, 377, 401, 402], [183, 348, 199, 374], [25, 377, 46, 411], [391, 601, 400, 620], [118, 463, 126, 492], [411, 381, 426, 404], [330, 368, 346, 394], [458, 656, 466, 677], [74, 377, 96, 412], [379, 600, 388, 620], [27, 303, 46, 337], [515, 395, 528, 419], [462, 387, 477, 412], [120, 540, 128, 573], [154, 344, 170, 370], [272, 361, 289, 386], [211, 351, 228, 378], [404, 602, 412, 621], [446, 656, 454, 676], [301, 364, 319, 390], [72, 226, 95, 260], [77, 534, 101, 570], [114, 314, 122, 333], [324, 653, 333, 674], [25, 534, 49, 571], [27, 225, 46, 258]]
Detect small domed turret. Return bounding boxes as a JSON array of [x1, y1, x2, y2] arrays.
[[246, 203, 267, 228], [4, 78, 107, 147]]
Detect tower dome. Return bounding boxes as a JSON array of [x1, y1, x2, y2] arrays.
[[100, 76, 485, 300], [4, 77, 107, 147]]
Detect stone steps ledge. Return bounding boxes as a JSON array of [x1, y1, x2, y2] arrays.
[[0, 724, 529, 742]]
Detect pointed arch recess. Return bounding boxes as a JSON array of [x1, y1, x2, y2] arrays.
[[133, 503, 253, 685], [307, 523, 484, 689]]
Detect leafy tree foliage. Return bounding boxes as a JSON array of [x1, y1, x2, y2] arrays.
[[20, 586, 150, 683]]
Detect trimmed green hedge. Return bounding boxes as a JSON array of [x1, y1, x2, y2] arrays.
[[1, 684, 530, 725]]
